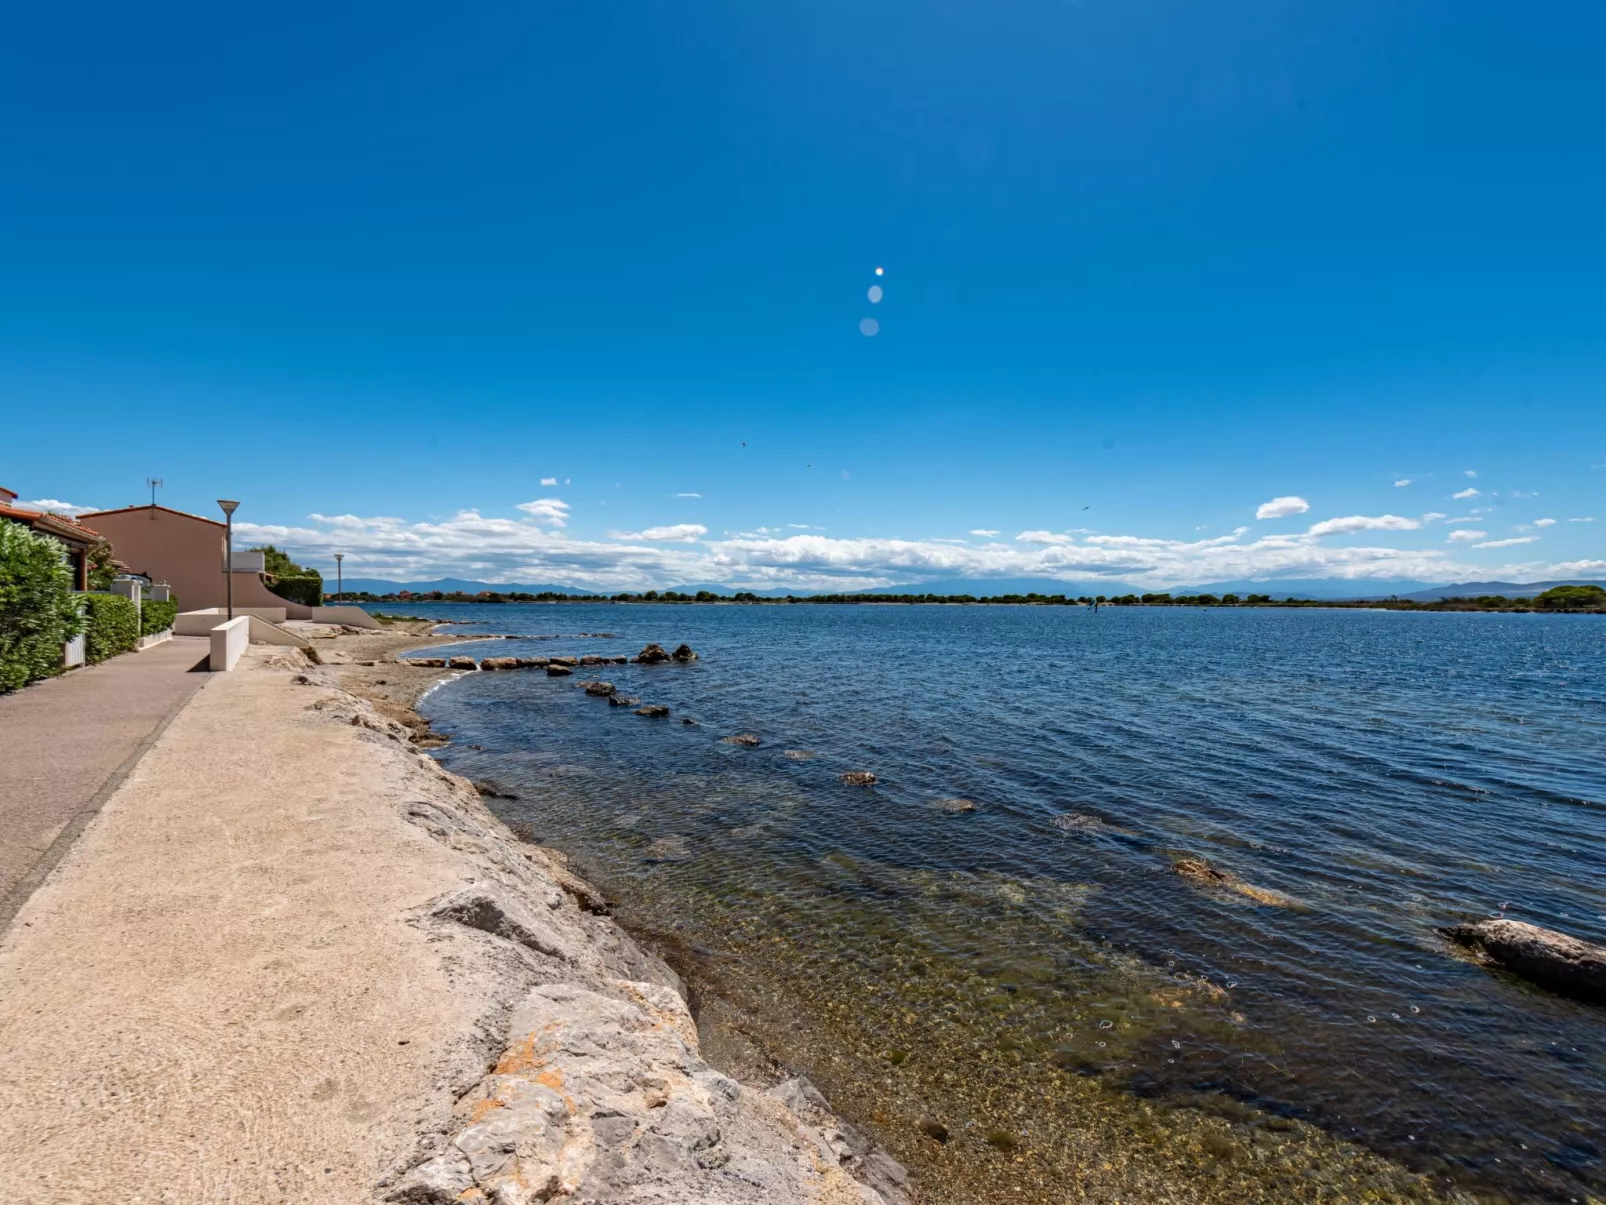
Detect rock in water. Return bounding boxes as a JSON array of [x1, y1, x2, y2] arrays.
[[721, 733, 761, 747], [1440, 918, 1606, 1004], [1172, 856, 1299, 908], [549, 656, 579, 667], [447, 656, 478, 671], [670, 642, 698, 662], [407, 656, 447, 668], [936, 798, 977, 813], [634, 643, 671, 664], [842, 771, 877, 786], [545, 663, 574, 676], [635, 704, 670, 717], [582, 680, 615, 696], [479, 656, 518, 670], [608, 694, 640, 707]]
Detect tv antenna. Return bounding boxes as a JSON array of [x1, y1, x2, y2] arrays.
[[146, 477, 163, 517]]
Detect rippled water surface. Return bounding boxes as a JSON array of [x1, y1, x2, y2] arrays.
[[387, 603, 1604, 1201]]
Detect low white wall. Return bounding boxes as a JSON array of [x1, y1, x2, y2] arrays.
[[176, 607, 288, 635], [304, 605, 381, 629], [209, 617, 249, 672], [245, 616, 312, 649]]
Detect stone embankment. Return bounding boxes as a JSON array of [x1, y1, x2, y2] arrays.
[[0, 643, 903, 1205]]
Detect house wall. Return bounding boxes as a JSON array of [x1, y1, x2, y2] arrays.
[[82, 507, 295, 615]]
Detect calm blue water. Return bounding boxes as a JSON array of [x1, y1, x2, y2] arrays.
[[380, 602, 1605, 1201]]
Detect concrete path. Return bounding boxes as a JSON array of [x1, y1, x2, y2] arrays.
[[0, 636, 210, 928]]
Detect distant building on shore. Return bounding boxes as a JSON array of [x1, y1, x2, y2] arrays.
[[77, 504, 293, 613]]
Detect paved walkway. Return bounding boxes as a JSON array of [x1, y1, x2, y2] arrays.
[[0, 636, 210, 928]]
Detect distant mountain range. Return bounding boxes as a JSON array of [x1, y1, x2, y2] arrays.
[[334, 575, 1605, 601]]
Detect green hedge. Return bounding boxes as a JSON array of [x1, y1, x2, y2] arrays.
[[267, 575, 323, 607], [83, 593, 139, 663], [141, 598, 179, 636], [0, 521, 85, 692]]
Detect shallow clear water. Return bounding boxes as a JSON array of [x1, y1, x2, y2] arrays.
[[387, 602, 1605, 1201]]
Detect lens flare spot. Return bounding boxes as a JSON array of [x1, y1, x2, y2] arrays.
[[874, 266, 884, 276], [868, 285, 884, 304], [859, 317, 880, 337]]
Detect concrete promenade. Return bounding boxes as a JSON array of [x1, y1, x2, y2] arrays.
[[0, 635, 210, 928]]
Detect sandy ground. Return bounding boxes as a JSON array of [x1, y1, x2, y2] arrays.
[[0, 645, 489, 1203], [0, 627, 902, 1205]]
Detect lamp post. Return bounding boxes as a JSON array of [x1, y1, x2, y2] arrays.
[[218, 499, 240, 621], [334, 552, 344, 605]]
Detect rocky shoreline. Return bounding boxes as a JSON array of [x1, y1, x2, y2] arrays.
[[301, 619, 912, 1203]]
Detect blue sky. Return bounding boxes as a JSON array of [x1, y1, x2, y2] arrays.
[[2, 0, 1602, 589]]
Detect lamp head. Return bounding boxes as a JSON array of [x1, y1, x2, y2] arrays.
[[217, 499, 240, 517], [334, 552, 344, 563]]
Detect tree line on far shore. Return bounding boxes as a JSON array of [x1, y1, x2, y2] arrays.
[[343, 584, 1606, 613]]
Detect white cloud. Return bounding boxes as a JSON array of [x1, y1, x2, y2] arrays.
[[1394, 479, 1411, 488], [1016, 530, 1077, 545], [13, 498, 99, 517], [1570, 516, 1597, 523], [1464, 469, 1478, 478], [1306, 514, 1420, 537], [226, 500, 1601, 594], [1447, 530, 1487, 543], [1256, 496, 1310, 520], [1421, 512, 1447, 522], [514, 498, 570, 527], [676, 492, 702, 498], [970, 529, 1001, 537], [1555, 559, 1606, 574], [540, 477, 558, 486], [1534, 518, 1557, 527], [1452, 488, 1480, 500], [1472, 536, 1538, 549], [609, 524, 708, 542]]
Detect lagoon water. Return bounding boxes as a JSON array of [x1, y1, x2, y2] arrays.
[[384, 602, 1604, 1201]]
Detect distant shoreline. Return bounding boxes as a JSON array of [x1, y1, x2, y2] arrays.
[[337, 585, 1606, 615]]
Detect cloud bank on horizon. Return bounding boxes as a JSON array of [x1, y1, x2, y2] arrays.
[[230, 494, 1605, 592]]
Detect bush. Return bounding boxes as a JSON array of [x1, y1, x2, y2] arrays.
[[82, 593, 139, 663], [141, 598, 179, 636], [267, 575, 323, 607], [0, 521, 85, 692], [1536, 584, 1606, 611]]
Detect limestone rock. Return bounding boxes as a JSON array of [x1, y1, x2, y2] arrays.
[[549, 656, 579, 667], [635, 704, 670, 717], [579, 654, 604, 665], [545, 663, 574, 677], [407, 656, 447, 668], [479, 656, 518, 671], [447, 656, 478, 671], [429, 885, 576, 962], [1441, 918, 1606, 1003], [670, 643, 698, 662], [583, 680, 616, 696], [608, 694, 641, 707], [514, 656, 550, 668], [634, 643, 671, 664], [841, 772, 877, 786], [721, 733, 761, 747]]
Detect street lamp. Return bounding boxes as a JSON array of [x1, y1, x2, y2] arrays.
[[334, 552, 344, 605], [218, 499, 240, 621]]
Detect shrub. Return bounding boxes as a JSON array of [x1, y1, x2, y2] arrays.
[[141, 598, 179, 636], [83, 593, 139, 663], [0, 521, 85, 692], [1536, 584, 1606, 611], [267, 575, 323, 607]]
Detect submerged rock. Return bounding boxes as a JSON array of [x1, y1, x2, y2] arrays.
[[1172, 856, 1298, 908], [544, 663, 573, 677], [644, 834, 692, 862], [608, 694, 641, 707], [783, 749, 815, 760], [1441, 918, 1606, 1004], [634, 643, 671, 664], [721, 733, 762, 747], [841, 771, 878, 787], [935, 798, 977, 813], [582, 680, 615, 696], [447, 656, 478, 671], [634, 704, 670, 717], [670, 642, 698, 662], [471, 778, 519, 800]]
